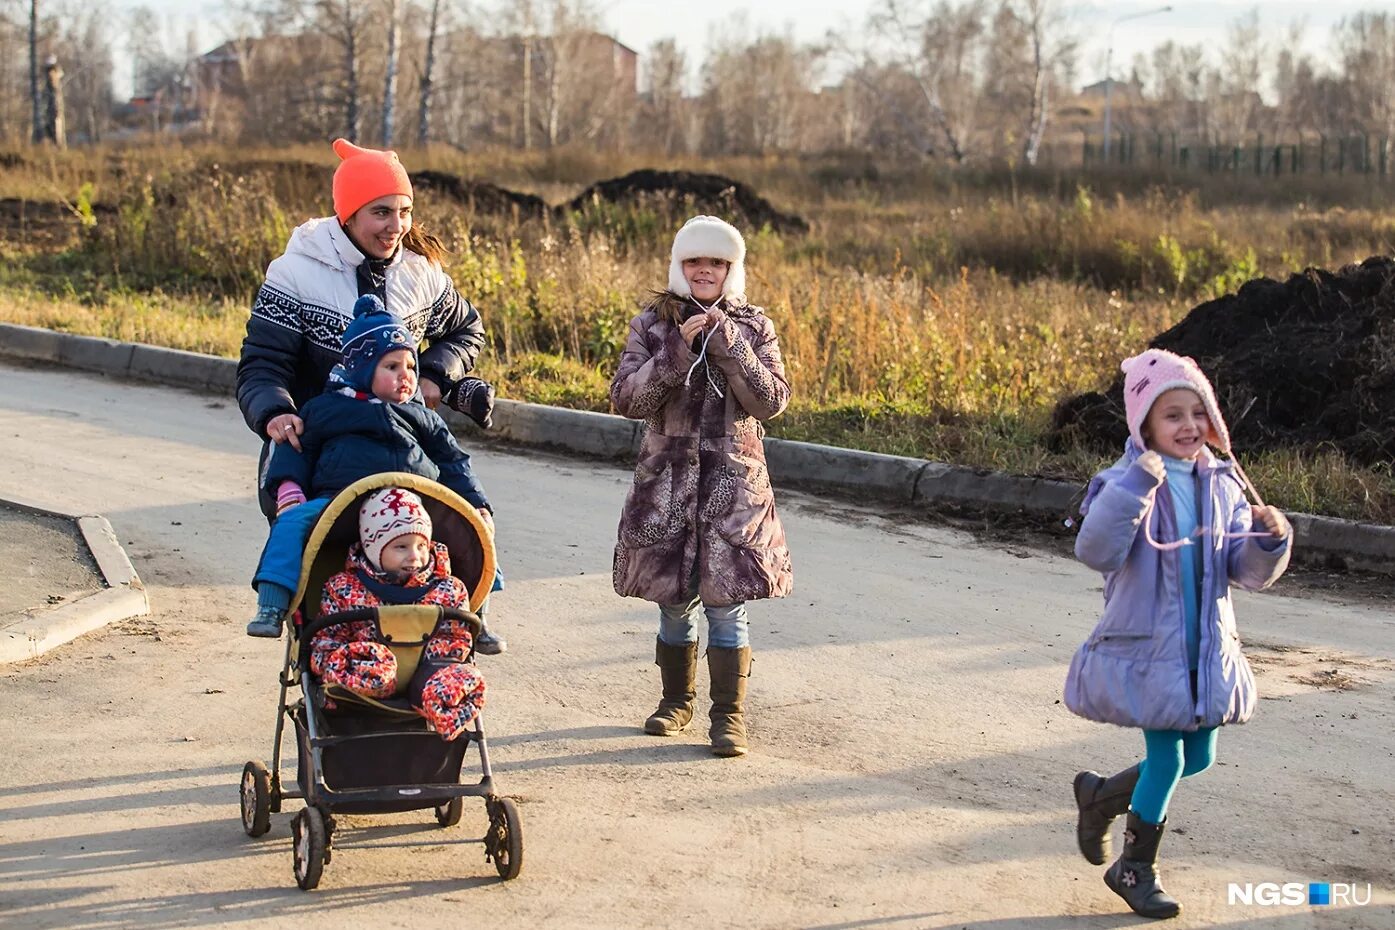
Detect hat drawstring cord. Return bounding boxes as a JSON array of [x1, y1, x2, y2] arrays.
[[684, 297, 724, 398], [1141, 445, 1272, 551]]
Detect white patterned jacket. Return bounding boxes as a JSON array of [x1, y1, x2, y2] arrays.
[[236, 216, 485, 437]]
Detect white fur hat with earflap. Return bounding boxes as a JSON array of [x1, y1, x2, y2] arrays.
[[668, 215, 746, 304]]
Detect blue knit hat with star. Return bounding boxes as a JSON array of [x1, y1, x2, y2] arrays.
[[339, 295, 416, 394]]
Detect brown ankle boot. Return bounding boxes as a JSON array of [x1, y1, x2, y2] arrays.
[[707, 646, 751, 757], [643, 639, 697, 735]]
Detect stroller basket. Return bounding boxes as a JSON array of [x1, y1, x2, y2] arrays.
[[293, 703, 473, 814]]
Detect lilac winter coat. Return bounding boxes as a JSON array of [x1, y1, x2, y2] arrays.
[[1064, 441, 1291, 731], [610, 293, 794, 607]]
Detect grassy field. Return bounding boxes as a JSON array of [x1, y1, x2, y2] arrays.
[[3, 143, 1394, 521]]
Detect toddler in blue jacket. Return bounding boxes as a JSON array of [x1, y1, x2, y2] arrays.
[[245, 295, 507, 653]]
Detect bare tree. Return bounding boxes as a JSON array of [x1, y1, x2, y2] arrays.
[[1209, 10, 1263, 142], [495, 0, 635, 149], [857, 0, 993, 162], [381, 0, 400, 144], [317, 0, 368, 141], [53, 3, 115, 143], [1334, 12, 1395, 142], [1008, 0, 1075, 164], [642, 38, 687, 154], [416, 0, 445, 146], [701, 28, 820, 154], [126, 6, 184, 131]]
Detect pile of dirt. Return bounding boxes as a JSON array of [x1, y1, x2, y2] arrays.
[[562, 169, 809, 234], [1051, 256, 1395, 464], [409, 170, 549, 219], [0, 198, 114, 248]]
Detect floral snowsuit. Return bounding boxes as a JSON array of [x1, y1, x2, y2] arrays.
[[314, 541, 486, 740]]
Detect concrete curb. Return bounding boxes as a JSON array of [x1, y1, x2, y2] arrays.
[[0, 492, 150, 664], [5, 322, 1395, 573]]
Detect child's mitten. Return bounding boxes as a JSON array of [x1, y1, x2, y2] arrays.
[[408, 618, 485, 740]]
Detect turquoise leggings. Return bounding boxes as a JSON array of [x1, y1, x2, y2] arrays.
[[1130, 727, 1218, 824]]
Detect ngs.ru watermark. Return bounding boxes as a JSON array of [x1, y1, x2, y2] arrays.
[[1228, 882, 1373, 907]]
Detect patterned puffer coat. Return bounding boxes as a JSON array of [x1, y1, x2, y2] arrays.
[[314, 541, 486, 740], [610, 292, 793, 607]]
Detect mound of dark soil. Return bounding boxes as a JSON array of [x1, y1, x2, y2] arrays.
[[0, 197, 114, 247], [1051, 256, 1395, 464], [409, 170, 548, 219], [562, 169, 808, 234]]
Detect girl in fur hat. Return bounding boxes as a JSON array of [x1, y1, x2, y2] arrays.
[[610, 215, 793, 758], [1066, 348, 1292, 919]]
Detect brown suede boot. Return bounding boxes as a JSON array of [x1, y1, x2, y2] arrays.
[[707, 646, 751, 757], [643, 639, 697, 736]]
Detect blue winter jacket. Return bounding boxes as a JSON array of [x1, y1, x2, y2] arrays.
[[1064, 441, 1291, 731], [262, 391, 490, 510]]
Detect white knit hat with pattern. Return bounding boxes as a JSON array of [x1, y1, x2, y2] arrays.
[[359, 487, 432, 570]]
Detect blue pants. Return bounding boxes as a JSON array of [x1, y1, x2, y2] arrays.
[[658, 568, 748, 649], [252, 498, 332, 593], [1130, 727, 1218, 824]]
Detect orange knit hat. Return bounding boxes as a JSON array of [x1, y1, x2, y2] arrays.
[[331, 138, 413, 223]]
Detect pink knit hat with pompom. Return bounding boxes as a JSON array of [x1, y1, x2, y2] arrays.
[[1121, 348, 1231, 453]]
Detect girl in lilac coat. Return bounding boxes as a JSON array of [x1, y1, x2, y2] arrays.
[[1066, 348, 1292, 920]]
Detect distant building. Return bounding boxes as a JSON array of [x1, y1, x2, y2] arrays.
[[1080, 79, 1145, 102]]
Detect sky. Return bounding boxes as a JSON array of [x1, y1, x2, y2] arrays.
[[107, 0, 1381, 99]]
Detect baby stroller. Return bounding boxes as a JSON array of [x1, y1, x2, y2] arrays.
[[238, 472, 522, 890]]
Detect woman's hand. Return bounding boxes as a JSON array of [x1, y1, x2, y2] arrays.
[[1252, 505, 1291, 539], [420, 377, 443, 409], [267, 413, 304, 452], [477, 507, 495, 535]]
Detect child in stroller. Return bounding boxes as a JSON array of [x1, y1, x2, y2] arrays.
[[312, 486, 486, 740], [239, 473, 522, 890]]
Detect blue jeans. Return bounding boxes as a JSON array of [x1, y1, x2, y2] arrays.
[[252, 498, 332, 593], [658, 574, 748, 649], [1130, 727, 1219, 824]]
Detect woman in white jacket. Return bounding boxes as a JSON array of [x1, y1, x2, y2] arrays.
[[236, 138, 505, 651]]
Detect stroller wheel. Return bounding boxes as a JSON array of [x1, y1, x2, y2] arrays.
[[239, 761, 272, 837], [435, 798, 463, 828], [485, 797, 523, 880], [292, 807, 328, 890]]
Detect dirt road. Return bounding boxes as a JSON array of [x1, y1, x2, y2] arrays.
[[1, 362, 1391, 929]]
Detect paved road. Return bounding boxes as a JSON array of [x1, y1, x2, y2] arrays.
[[1, 362, 1391, 929]]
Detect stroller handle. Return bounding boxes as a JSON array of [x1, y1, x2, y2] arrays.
[[297, 606, 484, 669]]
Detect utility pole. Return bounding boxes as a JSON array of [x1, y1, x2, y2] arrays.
[[29, 0, 41, 144], [521, 2, 533, 149], [43, 55, 64, 147]]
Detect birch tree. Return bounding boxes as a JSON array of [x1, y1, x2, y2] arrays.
[[380, 0, 400, 144], [416, 0, 445, 146], [317, 0, 367, 141]]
